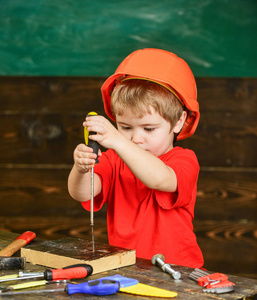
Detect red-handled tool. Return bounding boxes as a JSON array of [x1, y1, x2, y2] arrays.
[[197, 272, 228, 287], [0, 232, 36, 257], [0, 264, 93, 284], [189, 268, 235, 294], [44, 264, 93, 281]]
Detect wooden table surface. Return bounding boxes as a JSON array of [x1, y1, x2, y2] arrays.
[[0, 231, 256, 299]]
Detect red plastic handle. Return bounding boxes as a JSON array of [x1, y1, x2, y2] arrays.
[[15, 231, 36, 244], [52, 267, 88, 280], [45, 264, 93, 281]]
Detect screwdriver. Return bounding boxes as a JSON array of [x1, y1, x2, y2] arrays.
[[0, 279, 119, 296], [84, 111, 99, 253], [0, 264, 93, 284], [0, 280, 69, 293]]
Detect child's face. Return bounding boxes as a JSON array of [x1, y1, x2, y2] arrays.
[[116, 107, 174, 156]]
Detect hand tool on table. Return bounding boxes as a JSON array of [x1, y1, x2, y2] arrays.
[[0, 280, 69, 293], [0, 257, 26, 270], [0, 279, 120, 296], [0, 231, 36, 257], [84, 111, 99, 253], [0, 275, 178, 297], [152, 254, 181, 280], [189, 268, 235, 294], [101, 274, 178, 297], [0, 231, 36, 270], [0, 264, 93, 284], [0, 270, 37, 282]]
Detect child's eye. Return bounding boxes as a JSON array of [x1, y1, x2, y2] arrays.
[[121, 126, 131, 131], [144, 127, 155, 132]]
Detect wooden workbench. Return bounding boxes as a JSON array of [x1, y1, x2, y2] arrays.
[[0, 231, 256, 299]]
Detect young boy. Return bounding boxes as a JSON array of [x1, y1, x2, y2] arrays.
[[68, 48, 204, 268]]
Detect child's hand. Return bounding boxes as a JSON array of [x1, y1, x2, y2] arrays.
[[83, 115, 122, 150], [73, 143, 100, 173]]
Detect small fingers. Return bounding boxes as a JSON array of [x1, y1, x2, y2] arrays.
[[84, 115, 107, 135], [73, 144, 97, 173], [74, 157, 96, 173]]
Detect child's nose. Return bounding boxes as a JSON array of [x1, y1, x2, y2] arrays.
[[131, 131, 143, 144]]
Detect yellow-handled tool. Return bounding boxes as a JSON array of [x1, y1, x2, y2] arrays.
[[0, 280, 69, 294], [84, 112, 99, 253]]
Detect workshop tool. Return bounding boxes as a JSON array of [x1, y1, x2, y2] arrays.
[[0, 257, 26, 270], [0, 280, 69, 293], [0, 275, 178, 298], [151, 254, 181, 280], [189, 268, 235, 294], [0, 264, 93, 284], [0, 279, 120, 296], [0, 231, 36, 257], [101, 274, 178, 297], [84, 111, 99, 253], [0, 269, 41, 282]]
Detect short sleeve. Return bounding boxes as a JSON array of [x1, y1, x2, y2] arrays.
[[154, 148, 199, 210]]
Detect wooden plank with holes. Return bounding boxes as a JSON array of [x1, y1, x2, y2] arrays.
[[21, 237, 136, 275]]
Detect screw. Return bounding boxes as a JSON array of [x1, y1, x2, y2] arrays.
[[151, 254, 181, 280]]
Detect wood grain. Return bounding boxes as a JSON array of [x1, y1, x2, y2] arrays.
[[21, 237, 136, 274], [0, 76, 256, 280], [0, 77, 256, 167], [1, 215, 256, 279], [0, 168, 255, 220], [1, 231, 257, 300]]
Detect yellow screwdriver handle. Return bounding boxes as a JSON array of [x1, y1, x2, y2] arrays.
[[8, 280, 47, 290], [0, 274, 18, 281], [84, 111, 99, 163], [84, 111, 98, 145]]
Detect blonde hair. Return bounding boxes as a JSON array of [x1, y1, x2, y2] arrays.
[[111, 79, 184, 129]]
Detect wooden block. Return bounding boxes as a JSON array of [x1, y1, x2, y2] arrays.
[[21, 237, 136, 274]]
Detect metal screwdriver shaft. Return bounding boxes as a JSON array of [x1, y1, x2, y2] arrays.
[[84, 111, 99, 253]]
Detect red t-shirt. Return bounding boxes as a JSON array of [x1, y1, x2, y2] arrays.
[[82, 147, 204, 268]]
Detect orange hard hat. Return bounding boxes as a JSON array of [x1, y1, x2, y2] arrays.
[[101, 48, 199, 140]]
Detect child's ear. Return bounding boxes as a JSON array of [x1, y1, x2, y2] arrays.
[[173, 111, 187, 134]]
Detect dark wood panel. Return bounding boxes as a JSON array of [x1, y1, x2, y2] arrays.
[[0, 77, 256, 167], [196, 169, 257, 221], [178, 77, 257, 167], [1, 77, 255, 113], [0, 167, 83, 216], [0, 77, 105, 112], [0, 216, 108, 243], [1, 110, 255, 166], [0, 113, 86, 164], [1, 168, 256, 222], [194, 220, 257, 279], [197, 78, 257, 113]]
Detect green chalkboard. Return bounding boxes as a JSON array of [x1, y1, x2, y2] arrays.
[[0, 0, 256, 77]]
